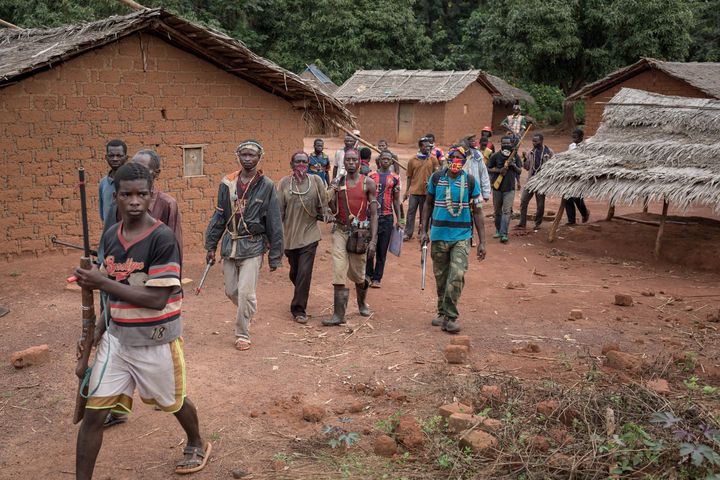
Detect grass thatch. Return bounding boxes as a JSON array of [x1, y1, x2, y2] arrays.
[[334, 69, 534, 106], [527, 88, 720, 213], [568, 58, 720, 101], [0, 8, 354, 131]]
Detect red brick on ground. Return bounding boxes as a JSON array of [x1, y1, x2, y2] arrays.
[[10, 344, 50, 368], [439, 402, 474, 418], [444, 344, 468, 364], [373, 435, 397, 457], [459, 430, 498, 456], [614, 294, 634, 306]]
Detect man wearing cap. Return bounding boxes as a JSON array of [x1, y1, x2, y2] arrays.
[[421, 146, 486, 334], [480, 126, 495, 153], [205, 140, 283, 351]]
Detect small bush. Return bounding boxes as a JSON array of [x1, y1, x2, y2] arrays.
[[520, 83, 565, 126]]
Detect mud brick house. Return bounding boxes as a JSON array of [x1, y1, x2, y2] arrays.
[[333, 69, 534, 145], [568, 58, 720, 136], [0, 9, 353, 260]]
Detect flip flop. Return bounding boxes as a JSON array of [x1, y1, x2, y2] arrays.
[[234, 338, 251, 351], [175, 441, 212, 475], [103, 412, 128, 428]]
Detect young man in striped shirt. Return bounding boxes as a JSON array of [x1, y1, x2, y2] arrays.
[[74, 163, 209, 478], [420, 146, 487, 334]]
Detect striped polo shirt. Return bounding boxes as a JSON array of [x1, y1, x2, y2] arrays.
[[427, 170, 479, 242], [101, 219, 183, 346]]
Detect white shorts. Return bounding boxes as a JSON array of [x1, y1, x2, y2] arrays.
[[86, 333, 186, 414]]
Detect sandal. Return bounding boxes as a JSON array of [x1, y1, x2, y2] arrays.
[[175, 441, 212, 474], [234, 338, 251, 351], [103, 411, 128, 428], [293, 314, 308, 324]]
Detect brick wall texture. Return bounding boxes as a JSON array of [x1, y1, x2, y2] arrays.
[[583, 69, 711, 136], [0, 32, 306, 260], [347, 81, 497, 146]]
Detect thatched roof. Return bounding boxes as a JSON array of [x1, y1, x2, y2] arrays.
[[0, 8, 354, 129], [527, 88, 720, 213], [334, 70, 534, 106], [568, 58, 720, 101], [300, 64, 338, 94]]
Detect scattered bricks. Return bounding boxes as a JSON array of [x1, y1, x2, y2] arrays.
[[394, 416, 424, 450], [605, 351, 642, 371], [641, 291, 656, 297], [708, 309, 720, 323], [249, 410, 259, 418], [373, 435, 397, 457], [614, 294, 634, 306], [301, 404, 326, 423], [548, 427, 574, 446], [646, 379, 671, 396], [10, 344, 50, 369], [444, 344, 468, 364], [550, 288, 558, 294], [559, 408, 580, 427], [481, 418, 502, 433], [348, 401, 364, 414], [439, 402, 474, 418], [448, 413, 480, 432], [480, 385, 505, 404], [524, 343, 541, 353], [527, 435, 550, 452], [272, 459, 286, 472], [601, 344, 620, 355], [569, 309, 583, 320], [388, 390, 408, 403], [547, 453, 573, 471], [450, 335, 471, 347], [332, 406, 346, 415], [459, 430, 498, 456], [536, 399, 560, 417], [505, 281, 526, 290]]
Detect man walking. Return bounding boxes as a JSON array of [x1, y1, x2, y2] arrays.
[[404, 137, 440, 241], [421, 146, 486, 334], [308, 138, 330, 184], [366, 150, 403, 288], [277, 151, 328, 324], [333, 133, 357, 181], [501, 104, 528, 145], [99, 139, 128, 222], [517, 133, 553, 230], [324, 149, 378, 326], [205, 140, 283, 351], [565, 128, 590, 224], [487, 136, 522, 243]]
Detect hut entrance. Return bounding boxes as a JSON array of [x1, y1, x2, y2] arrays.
[[398, 103, 414, 143]]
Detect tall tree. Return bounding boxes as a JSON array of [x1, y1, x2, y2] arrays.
[[461, 0, 695, 127]]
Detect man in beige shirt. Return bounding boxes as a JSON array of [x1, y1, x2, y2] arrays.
[[277, 151, 328, 324], [403, 137, 440, 240]]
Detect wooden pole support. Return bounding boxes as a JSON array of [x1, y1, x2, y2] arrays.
[[331, 120, 407, 171], [643, 197, 649, 213], [654, 200, 669, 260], [606, 202, 615, 221], [0, 18, 21, 29], [548, 198, 566, 242], [118, 0, 146, 10]]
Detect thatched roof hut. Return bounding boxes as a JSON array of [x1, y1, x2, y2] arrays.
[[528, 87, 720, 256], [567, 58, 720, 136], [0, 8, 354, 130], [333, 70, 534, 144]]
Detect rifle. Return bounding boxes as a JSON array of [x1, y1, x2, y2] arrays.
[[420, 239, 428, 290], [492, 125, 532, 190], [73, 167, 96, 425], [195, 260, 214, 295], [51, 235, 98, 257]]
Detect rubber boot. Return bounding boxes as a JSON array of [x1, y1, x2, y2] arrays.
[[323, 287, 349, 326], [431, 315, 446, 327], [444, 318, 461, 334], [356, 282, 372, 317]]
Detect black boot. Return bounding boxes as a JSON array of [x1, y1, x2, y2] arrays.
[[356, 282, 371, 317], [323, 288, 349, 326]]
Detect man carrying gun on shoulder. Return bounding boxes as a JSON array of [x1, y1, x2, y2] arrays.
[[420, 146, 486, 334]]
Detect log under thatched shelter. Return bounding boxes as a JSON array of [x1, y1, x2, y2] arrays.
[[334, 69, 534, 144], [528, 87, 720, 258]]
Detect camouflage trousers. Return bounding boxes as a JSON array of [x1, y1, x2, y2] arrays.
[[431, 239, 469, 320]]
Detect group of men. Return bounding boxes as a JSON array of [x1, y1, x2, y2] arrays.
[[72, 108, 587, 477]]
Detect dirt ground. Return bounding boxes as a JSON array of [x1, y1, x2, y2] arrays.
[[1, 133, 719, 479]]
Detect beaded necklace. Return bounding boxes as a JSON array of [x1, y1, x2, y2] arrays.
[[444, 172, 466, 217]]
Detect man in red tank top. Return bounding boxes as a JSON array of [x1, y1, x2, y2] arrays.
[[324, 149, 379, 326]]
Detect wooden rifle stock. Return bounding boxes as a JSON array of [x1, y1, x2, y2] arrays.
[[492, 125, 532, 190], [73, 167, 96, 424]]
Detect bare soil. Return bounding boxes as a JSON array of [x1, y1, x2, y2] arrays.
[[0, 133, 718, 479]]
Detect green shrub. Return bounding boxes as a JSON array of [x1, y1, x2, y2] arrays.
[[520, 83, 565, 126]]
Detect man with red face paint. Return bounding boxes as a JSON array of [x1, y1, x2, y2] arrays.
[[277, 151, 328, 324], [420, 146, 486, 334]]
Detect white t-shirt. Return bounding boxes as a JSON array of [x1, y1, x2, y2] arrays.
[[334, 149, 347, 177]]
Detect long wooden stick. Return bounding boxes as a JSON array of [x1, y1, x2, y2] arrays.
[[331, 120, 407, 171], [117, 0, 146, 9], [548, 198, 566, 242], [606, 202, 615, 221], [654, 200, 669, 260], [492, 124, 532, 190], [0, 18, 20, 29]]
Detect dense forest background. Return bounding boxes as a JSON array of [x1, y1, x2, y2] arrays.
[[2, 0, 719, 124]]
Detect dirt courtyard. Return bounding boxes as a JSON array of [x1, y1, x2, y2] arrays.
[[1, 133, 719, 479]]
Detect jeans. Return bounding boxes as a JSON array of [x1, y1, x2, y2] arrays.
[[492, 190, 515, 236], [565, 198, 588, 224], [223, 255, 263, 342], [366, 215, 393, 282], [285, 241, 318, 317], [431, 239, 469, 320], [405, 194, 425, 239], [519, 189, 546, 228]]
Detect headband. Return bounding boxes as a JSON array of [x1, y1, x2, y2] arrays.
[[236, 141, 264, 156], [291, 150, 308, 161], [448, 146, 467, 160]]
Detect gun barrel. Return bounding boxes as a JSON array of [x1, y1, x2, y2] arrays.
[[195, 262, 214, 295], [421, 243, 428, 290]]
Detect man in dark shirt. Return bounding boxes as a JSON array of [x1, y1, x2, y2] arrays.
[[517, 133, 553, 230], [487, 136, 522, 243]]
